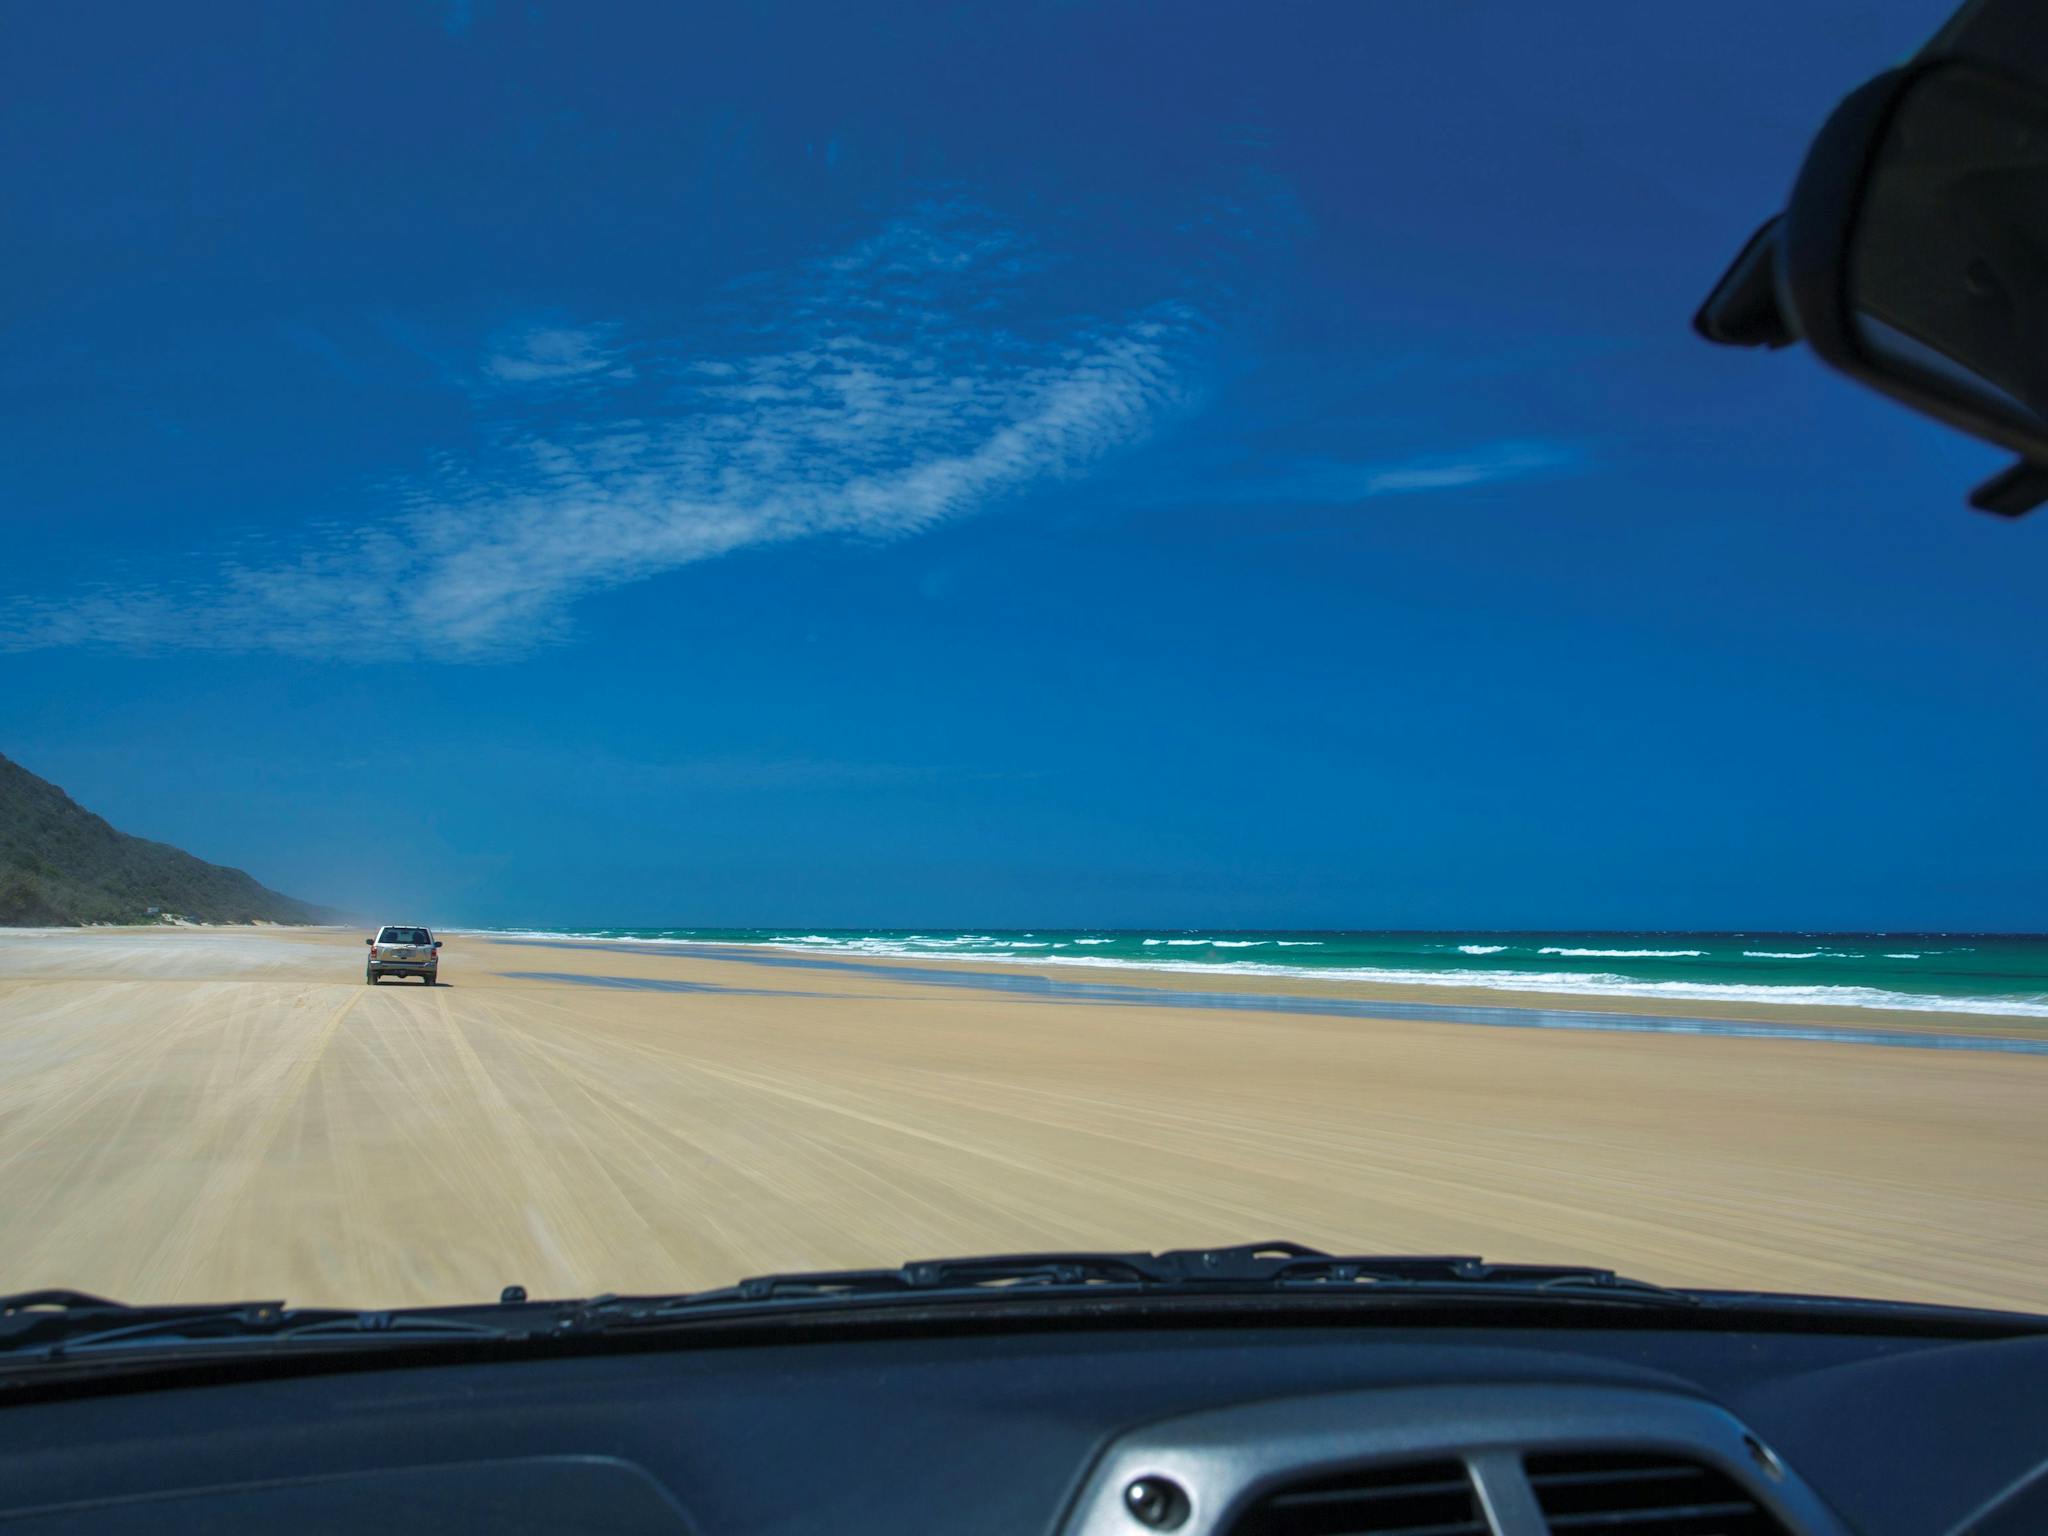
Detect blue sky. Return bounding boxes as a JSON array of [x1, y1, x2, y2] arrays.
[[4, 0, 2043, 929]]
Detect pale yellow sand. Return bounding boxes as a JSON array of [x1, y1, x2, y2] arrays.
[[1, 925, 2042, 1312]]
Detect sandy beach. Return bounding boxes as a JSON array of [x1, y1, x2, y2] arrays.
[[2, 924, 2043, 1312]]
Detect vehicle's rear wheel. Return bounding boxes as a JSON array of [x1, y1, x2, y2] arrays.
[[366, 972, 379, 984], [423, 973, 437, 986]]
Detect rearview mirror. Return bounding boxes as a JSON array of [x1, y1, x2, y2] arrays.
[[365, 937, 373, 946], [1699, 57, 2048, 515]]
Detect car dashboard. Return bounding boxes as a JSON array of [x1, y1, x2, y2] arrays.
[[2, 1317, 2045, 1534]]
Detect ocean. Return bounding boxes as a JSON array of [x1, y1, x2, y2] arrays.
[[474, 929, 2048, 1017]]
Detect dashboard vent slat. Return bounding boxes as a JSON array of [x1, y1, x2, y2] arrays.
[[1532, 1466, 1712, 1492], [1229, 1460, 1487, 1536], [1270, 1477, 1476, 1510], [1527, 1452, 1788, 1536]]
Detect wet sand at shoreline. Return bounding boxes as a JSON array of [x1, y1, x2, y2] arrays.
[[506, 935, 2048, 1050]]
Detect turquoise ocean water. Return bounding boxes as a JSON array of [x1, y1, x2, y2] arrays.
[[478, 929, 2048, 1017]]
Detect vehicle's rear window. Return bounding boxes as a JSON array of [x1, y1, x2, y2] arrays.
[[377, 928, 429, 944]]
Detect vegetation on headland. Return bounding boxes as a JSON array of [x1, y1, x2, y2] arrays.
[[0, 752, 343, 927]]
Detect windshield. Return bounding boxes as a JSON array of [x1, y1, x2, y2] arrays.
[[2, 1, 2043, 1324]]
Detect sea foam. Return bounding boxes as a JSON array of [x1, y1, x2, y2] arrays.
[[1539, 947, 1705, 958]]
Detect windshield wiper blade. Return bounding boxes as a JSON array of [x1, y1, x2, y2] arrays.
[[575, 1241, 1696, 1323], [660, 1251, 1170, 1308], [0, 1292, 294, 1353], [0, 1290, 522, 1364], [0, 1243, 1696, 1364]]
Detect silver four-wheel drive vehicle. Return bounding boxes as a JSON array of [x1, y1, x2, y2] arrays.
[[365, 925, 439, 984]]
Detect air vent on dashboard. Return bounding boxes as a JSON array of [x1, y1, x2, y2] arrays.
[[1525, 1452, 1786, 1536], [1228, 1460, 1486, 1536]]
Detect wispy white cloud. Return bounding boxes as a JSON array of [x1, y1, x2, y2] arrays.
[[479, 322, 631, 387], [1349, 440, 1578, 495], [4, 204, 1196, 661], [1192, 439, 1583, 505]]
